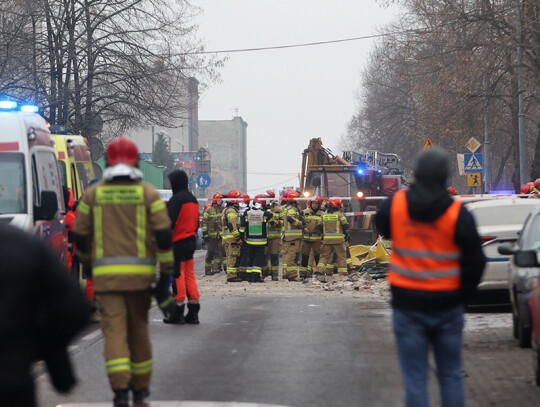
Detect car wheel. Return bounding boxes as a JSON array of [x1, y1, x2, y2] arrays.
[[513, 314, 519, 339], [518, 315, 532, 348]]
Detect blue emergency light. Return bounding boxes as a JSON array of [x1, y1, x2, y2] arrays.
[[20, 104, 39, 113], [357, 167, 364, 175], [0, 100, 39, 113], [0, 101, 17, 110]]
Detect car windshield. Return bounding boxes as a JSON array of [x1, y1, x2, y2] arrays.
[[524, 215, 540, 251], [0, 153, 27, 214], [470, 204, 539, 227]]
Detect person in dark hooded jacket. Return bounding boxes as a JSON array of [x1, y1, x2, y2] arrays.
[[375, 148, 485, 407], [165, 169, 201, 324], [0, 223, 91, 407]]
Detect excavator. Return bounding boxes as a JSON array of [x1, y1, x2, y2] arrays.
[[299, 138, 404, 244]]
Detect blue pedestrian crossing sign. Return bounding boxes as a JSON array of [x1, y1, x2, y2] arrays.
[[464, 153, 484, 173], [196, 173, 211, 188]]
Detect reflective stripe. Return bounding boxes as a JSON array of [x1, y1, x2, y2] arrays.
[[150, 200, 166, 214], [324, 233, 342, 236], [304, 235, 321, 241], [93, 264, 156, 277], [284, 229, 302, 235], [159, 296, 173, 308], [78, 201, 90, 215], [338, 268, 348, 273], [156, 250, 174, 263], [391, 264, 460, 279], [268, 232, 282, 238], [106, 358, 131, 374], [94, 206, 103, 259], [93, 257, 156, 266], [131, 359, 153, 375], [393, 247, 461, 260], [96, 185, 143, 204], [136, 205, 146, 258]]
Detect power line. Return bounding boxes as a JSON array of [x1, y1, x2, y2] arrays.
[[188, 28, 431, 55], [247, 176, 298, 193]]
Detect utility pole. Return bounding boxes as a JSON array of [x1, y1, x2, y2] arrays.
[[516, 1, 527, 185], [483, 75, 492, 193]]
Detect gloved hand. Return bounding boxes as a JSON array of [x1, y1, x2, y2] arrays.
[[287, 216, 295, 224], [345, 232, 351, 242], [202, 231, 209, 241], [154, 272, 172, 306]]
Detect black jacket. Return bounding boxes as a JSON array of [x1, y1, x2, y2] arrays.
[[0, 224, 91, 406], [375, 182, 486, 311]]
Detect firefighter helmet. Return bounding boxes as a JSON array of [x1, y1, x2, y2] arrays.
[[266, 190, 275, 198], [212, 192, 224, 204], [308, 195, 321, 208], [106, 137, 139, 167], [287, 190, 300, 203], [447, 186, 457, 196], [240, 193, 251, 205], [226, 190, 241, 203], [329, 196, 343, 208], [534, 179, 540, 191], [203, 203, 211, 211], [520, 182, 535, 194], [253, 194, 267, 208]]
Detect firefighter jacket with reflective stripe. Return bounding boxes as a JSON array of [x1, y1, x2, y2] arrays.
[[202, 204, 223, 238], [281, 204, 304, 242], [387, 190, 462, 292], [241, 208, 273, 245], [222, 205, 240, 241], [74, 179, 173, 292], [302, 207, 324, 242], [321, 209, 348, 244], [267, 203, 283, 239]]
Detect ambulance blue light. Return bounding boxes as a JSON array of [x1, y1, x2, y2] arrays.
[[357, 168, 364, 174], [490, 190, 514, 195], [0, 101, 17, 110], [20, 104, 39, 113]]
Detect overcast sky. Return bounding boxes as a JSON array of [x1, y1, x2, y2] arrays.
[[194, 0, 401, 196]]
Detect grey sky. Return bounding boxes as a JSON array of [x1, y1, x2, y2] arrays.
[[194, 0, 401, 196]]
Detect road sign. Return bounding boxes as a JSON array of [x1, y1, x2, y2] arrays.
[[196, 173, 211, 188], [466, 137, 481, 153], [422, 138, 434, 150], [467, 172, 482, 187], [464, 153, 484, 173]]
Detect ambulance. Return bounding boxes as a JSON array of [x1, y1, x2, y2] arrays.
[[51, 128, 96, 201], [0, 101, 67, 259]]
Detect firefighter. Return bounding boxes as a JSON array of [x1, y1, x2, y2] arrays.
[[202, 192, 225, 275], [315, 196, 349, 282], [300, 195, 323, 279], [281, 190, 304, 281], [236, 193, 251, 280], [73, 137, 177, 407], [241, 194, 274, 282], [266, 190, 283, 281], [223, 190, 243, 282]]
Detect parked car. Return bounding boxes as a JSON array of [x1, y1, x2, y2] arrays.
[[525, 252, 540, 385], [466, 198, 540, 305], [499, 206, 540, 347]]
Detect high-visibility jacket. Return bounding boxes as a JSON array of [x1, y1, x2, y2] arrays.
[[222, 205, 240, 242], [267, 203, 283, 239], [202, 204, 223, 238], [241, 207, 273, 245], [302, 207, 324, 242], [387, 190, 462, 292], [73, 179, 173, 292], [281, 204, 303, 242], [321, 210, 348, 244]]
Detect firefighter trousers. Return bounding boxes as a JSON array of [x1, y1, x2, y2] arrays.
[[96, 291, 152, 392], [267, 238, 281, 278], [317, 243, 347, 275], [226, 242, 241, 279], [282, 240, 300, 279], [246, 244, 266, 279], [300, 240, 321, 277], [204, 238, 224, 273]]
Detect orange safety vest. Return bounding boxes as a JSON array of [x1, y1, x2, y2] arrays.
[[387, 190, 462, 291]]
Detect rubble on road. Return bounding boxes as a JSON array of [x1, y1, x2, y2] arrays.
[[305, 272, 391, 300]]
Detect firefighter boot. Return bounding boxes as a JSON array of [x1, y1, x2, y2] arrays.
[[113, 389, 129, 407], [163, 304, 186, 324], [185, 303, 200, 324], [133, 387, 150, 404]]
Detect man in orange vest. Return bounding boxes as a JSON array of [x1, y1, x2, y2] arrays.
[[375, 148, 485, 407]]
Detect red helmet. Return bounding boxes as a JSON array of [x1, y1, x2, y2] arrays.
[[307, 195, 321, 208], [266, 190, 275, 199], [212, 192, 224, 204], [240, 192, 251, 205], [329, 196, 343, 208], [227, 190, 241, 202], [287, 190, 300, 202], [253, 194, 267, 206], [203, 203, 211, 211], [447, 186, 457, 196], [106, 136, 139, 167], [520, 182, 535, 194], [534, 179, 540, 191]]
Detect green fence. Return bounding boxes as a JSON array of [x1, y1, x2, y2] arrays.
[[95, 156, 164, 189]]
